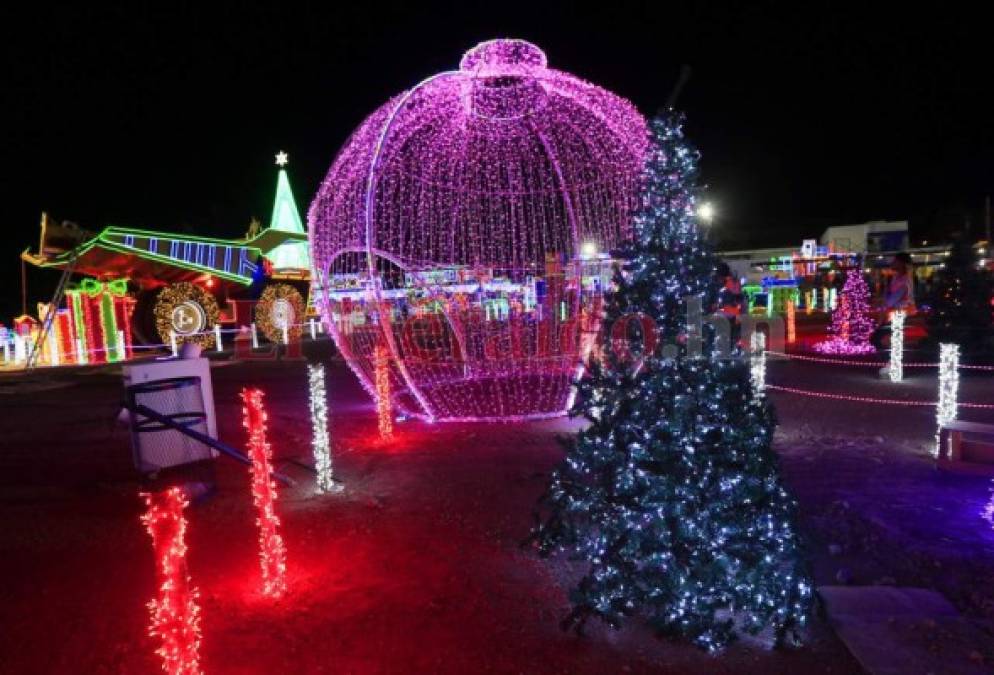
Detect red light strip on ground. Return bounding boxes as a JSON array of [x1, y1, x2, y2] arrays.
[[141, 488, 203, 675], [241, 387, 288, 598]]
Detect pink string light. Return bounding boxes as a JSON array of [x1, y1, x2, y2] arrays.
[[241, 387, 288, 598], [765, 383, 994, 409], [766, 350, 994, 371], [309, 39, 648, 422]]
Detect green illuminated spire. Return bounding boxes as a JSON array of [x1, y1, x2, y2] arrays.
[[265, 151, 310, 270]]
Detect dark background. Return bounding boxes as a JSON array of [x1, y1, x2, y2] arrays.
[[3, 2, 991, 320]]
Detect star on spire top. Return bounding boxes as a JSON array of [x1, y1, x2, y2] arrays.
[[275, 150, 289, 167]]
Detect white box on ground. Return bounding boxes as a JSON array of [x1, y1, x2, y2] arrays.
[[123, 357, 219, 470]]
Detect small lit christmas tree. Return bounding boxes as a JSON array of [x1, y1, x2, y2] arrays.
[[532, 110, 811, 651], [814, 267, 875, 354], [927, 238, 993, 353]]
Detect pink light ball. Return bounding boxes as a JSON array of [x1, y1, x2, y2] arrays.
[[309, 39, 648, 421]]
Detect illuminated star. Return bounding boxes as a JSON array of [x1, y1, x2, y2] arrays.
[[275, 150, 289, 167]]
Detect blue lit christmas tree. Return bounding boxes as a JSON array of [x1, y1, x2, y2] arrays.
[[533, 110, 812, 651]]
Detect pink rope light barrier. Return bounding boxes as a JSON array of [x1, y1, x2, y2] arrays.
[[766, 350, 994, 371], [309, 39, 648, 422], [766, 384, 994, 409]]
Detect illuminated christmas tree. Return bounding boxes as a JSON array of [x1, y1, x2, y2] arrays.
[[814, 268, 875, 354], [533, 110, 811, 651]]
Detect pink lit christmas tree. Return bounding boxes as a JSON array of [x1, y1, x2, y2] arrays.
[[814, 268, 876, 354]]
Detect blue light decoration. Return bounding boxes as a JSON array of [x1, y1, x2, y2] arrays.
[[532, 110, 812, 651]]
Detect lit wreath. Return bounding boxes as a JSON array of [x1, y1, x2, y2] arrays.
[[256, 284, 304, 343], [154, 282, 220, 349]]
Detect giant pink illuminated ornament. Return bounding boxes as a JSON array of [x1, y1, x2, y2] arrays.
[[309, 39, 648, 421]]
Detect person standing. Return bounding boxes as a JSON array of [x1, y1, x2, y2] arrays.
[[871, 252, 915, 349]]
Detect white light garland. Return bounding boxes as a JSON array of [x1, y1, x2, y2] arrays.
[[888, 310, 905, 382], [750, 331, 766, 396], [307, 363, 339, 493], [936, 343, 959, 457]]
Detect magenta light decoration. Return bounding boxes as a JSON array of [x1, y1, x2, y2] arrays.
[[813, 267, 876, 355], [309, 39, 648, 421]]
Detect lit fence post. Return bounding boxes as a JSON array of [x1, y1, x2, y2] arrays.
[[13, 335, 27, 364], [888, 310, 905, 382], [307, 363, 339, 493], [141, 488, 203, 675], [251, 323, 260, 349], [76, 338, 87, 365], [170, 331, 179, 358], [309, 318, 317, 340], [281, 322, 289, 347], [375, 345, 394, 440], [750, 330, 766, 396], [936, 343, 959, 457], [786, 300, 796, 344], [241, 388, 288, 598], [116, 330, 126, 361], [214, 325, 223, 353], [47, 330, 60, 367]]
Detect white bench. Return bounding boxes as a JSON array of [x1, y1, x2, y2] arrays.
[[938, 420, 994, 475]]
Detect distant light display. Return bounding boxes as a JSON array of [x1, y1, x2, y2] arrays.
[[309, 39, 648, 421]]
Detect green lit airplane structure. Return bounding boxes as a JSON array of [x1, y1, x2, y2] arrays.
[[24, 153, 309, 288], [21, 153, 313, 347]]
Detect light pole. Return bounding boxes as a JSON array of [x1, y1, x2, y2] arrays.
[[697, 202, 715, 236]]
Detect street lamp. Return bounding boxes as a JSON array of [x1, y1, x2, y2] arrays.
[[697, 201, 715, 226]]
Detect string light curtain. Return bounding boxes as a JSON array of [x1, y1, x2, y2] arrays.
[[310, 39, 648, 421]]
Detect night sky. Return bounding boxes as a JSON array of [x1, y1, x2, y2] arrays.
[[3, 3, 991, 319]]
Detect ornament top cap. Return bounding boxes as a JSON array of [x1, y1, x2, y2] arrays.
[[459, 39, 547, 75]]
